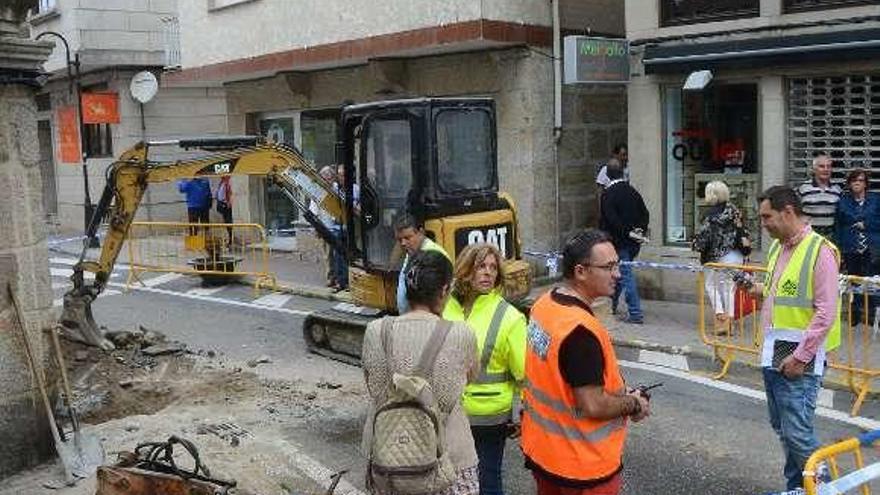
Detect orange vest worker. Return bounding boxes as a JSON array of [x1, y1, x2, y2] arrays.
[[522, 290, 628, 482]]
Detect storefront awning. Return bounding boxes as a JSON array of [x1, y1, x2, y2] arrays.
[[643, 28, 880, 74]]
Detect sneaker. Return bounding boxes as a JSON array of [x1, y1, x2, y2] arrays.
[[618, 314, 644, 325]]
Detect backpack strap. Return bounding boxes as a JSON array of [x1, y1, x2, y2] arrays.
[[414, 319, 452, 378]]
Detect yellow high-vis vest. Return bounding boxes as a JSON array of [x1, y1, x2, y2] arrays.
[[443, 291, 527, 425], [763, 231, 841, 351]]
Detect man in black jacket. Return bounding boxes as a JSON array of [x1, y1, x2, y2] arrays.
[[599, 159, 649, 324]]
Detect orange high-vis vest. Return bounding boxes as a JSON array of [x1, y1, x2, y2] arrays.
[[521, 291, 628, 481]]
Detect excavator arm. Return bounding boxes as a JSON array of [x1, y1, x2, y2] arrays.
[[59, 137, 346, 349]]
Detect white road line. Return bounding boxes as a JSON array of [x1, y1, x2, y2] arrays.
[[638, 350, 689, 371], [140, 273, 183, 287], [186, 286, 226, 296], [52, 282, 68, 289], [252, 292, 293, 308], [105, 281, 311, 316], [51, 268, 120, 280], [52, 289, 123, 308], [619, 359, 880, 430], [50, 257, 130, 270]]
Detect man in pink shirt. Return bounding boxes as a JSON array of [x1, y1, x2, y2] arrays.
[[754, 185, 840, 491]]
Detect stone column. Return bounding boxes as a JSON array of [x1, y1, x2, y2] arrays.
[[0, 7, 56, 479]]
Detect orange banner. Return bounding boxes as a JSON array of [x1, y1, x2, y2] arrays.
[[57, 106, 81, 164], [81, 92, 120, 124]]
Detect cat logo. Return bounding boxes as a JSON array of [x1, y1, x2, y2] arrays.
[[456, 223, 513, 259], [213, 161, 232, 174]]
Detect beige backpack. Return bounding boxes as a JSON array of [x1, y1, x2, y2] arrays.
[[367, 318, 457, 495]]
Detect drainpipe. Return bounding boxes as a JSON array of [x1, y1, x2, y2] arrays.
[[551, 0, 563, 246]]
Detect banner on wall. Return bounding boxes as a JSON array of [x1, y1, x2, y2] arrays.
[[81, 92, 120, 124], [56, 105, 81, 164]]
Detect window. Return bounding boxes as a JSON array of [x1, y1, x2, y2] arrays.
[[663, 84, 760, 246], [784, 0, 877, 13], [435, 109, 494, 193], [38, 0, 56, 13], [301, 110, 339, 168], [35, 93, 51, 112], [83, 123, 112, 158], [660, 0, 759, 27]]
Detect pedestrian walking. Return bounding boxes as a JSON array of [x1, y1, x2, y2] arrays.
[[443, 243, 527, 495], [394, 214, 450, 314], [215, 176, 233, 244], [797, 153, 841, 239], [599, 159, 649, 324], [522, 229, 650, 495], [362, 250, 480, 495], [754, 185, 841, 491], [834, 169, 880, 327], [177, 177, 212, 235], [692, 180, 751, 334]]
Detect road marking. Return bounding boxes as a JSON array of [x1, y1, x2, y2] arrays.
[[252, 292, 292, 308], [186, 286, 226, 296], [50, 257, 130, 270], [52, 289, 123, 307], [52, 282, 68, 289], [140, 273, 182, 287], [619, 359, 880, 430], [105, 281, 311, 316], [638, 350, 689, 371], [265, 437, 365, 495], [818, 388, 835, 409], [51, 268, 120, 280]]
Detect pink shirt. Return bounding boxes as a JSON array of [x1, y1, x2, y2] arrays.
[[760, 225, 839, 364]]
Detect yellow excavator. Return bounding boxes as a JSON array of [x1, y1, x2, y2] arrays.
[[60, 98, 532, 364]]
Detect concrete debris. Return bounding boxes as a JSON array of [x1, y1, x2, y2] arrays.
[[316, 381, 342, 390], [74, 350, 90, 362], [142, 342, 187, 356], [246, 355, 272, 367]]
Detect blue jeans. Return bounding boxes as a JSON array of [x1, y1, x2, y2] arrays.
[[613, 245, 643, 321], [471, 424, 507, 495], [763, 368, 821, 490]]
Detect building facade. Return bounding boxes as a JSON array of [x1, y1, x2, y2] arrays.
[[28, 0, 228, 232], [627, 0, 880, 300], [167, 0, 626, 254]]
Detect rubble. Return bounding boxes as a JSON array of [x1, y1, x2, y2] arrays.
[[142, 342, 187, 356], [246, 355, 272, 367]]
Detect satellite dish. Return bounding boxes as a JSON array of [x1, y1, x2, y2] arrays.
[[130, 71, 159, 103]]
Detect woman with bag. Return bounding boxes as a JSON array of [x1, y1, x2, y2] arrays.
[[362, 250, 480, 495], [692, 181, 752, 335], [834, 169, 880, 327]]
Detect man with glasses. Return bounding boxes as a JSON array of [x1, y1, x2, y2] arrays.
[[599, 160, 649, 324], [522, 229, 651, 495]]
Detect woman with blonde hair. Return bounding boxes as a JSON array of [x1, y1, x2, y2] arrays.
[[692, 181, 751, 334], [443, 243, 527, 495]]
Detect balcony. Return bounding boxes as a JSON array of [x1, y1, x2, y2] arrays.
[[784, 0, 878, 13], [660, 0, 759, 27]]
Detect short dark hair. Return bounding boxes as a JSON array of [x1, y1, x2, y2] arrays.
[[758, 185, 803, 216], [394, 213, 423, 232], [561, 229, 613, 279], [606, 158, 624, 181], [612, 143, 627, 155], [404, 250, 453, 307], [847, 168, 870, 185]]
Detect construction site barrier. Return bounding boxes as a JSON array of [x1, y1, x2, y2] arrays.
[[700, 262, 880, 417], [125, 221, 276, 292], [803, 429, 880, 495]]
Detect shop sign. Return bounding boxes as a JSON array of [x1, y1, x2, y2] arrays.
[[81, 92, 120, 124], [563, 36, 630, 84], [57, 105, 81, 164]]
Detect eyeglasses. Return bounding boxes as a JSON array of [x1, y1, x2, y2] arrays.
[[580, 260, 621, 273]]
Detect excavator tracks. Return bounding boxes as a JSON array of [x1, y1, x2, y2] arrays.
[[302, 304, 385, 366]]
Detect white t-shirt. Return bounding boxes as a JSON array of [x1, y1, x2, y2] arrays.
[[596, 164, 630, 189]]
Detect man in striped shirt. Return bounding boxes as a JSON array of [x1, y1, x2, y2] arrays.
[[796, 153, 841, 239]]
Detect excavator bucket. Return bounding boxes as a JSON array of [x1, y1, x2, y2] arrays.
[[58, 292, 114, 350]]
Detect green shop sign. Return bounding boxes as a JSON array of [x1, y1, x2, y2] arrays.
[[563, 36, 630, 84]]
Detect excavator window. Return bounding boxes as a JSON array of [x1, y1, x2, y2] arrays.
[[435, 108, 495, 194]]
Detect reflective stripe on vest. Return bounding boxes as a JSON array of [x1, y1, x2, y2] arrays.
[[522, 401, 625, 443], [474, 301, 514, 385], [763, 232, 842, 351]]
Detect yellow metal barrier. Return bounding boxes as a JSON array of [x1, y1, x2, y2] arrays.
[[803, 429, 880, 495], [699, 263, 880, 416], [125, 221, 276, 292]]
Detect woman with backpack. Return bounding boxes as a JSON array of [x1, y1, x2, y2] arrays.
[[692, 180, 752, 335], [362, 250, 480, 495]]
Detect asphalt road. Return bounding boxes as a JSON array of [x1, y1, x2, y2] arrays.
[[82, 274, 876, 495]]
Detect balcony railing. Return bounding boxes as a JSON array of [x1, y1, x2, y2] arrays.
[[660, 0, 759, 27], [161, 16, 181, 70], [784, 0, 878, 13]]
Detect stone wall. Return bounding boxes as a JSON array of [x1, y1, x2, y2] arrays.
[[0, 84, 55, 478]]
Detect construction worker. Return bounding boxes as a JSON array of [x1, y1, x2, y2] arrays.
[[754, 185, 840, 491], [394, 213, 450, 314], [443, 243, 526, 495], [522, 229, 650, 495]]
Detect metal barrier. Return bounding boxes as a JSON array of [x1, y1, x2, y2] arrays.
[[699, 262, 880, 416], [803, 429, 880, 495], [125, 221, 276, 292]]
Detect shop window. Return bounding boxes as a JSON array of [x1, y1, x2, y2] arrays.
[[83, 123, 113, 158], [663, 84, 760, 246], [660, 0, 758, 27]]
